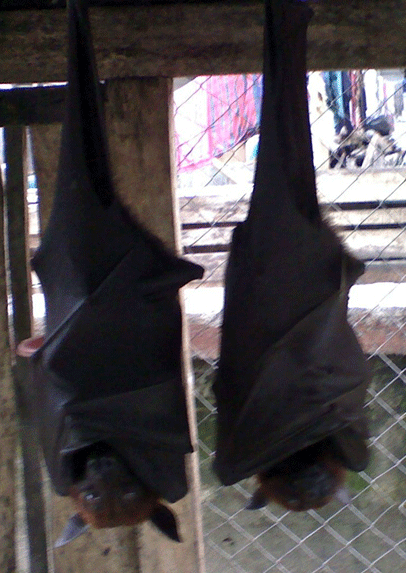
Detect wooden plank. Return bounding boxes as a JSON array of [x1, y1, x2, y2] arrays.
[[30, 124, 62, 229], [0, 1, 405, 85], [0, 87, 66, 127], [0, 140, 18, 573], [0, 0, 237, 8], [104, 77, 179, 246], [3, 127, 32, 338], [104, 76, 204, 573], [3, 126, 50, 573]]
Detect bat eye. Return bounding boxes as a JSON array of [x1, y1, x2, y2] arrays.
[[122, 491, 138, 502], [82, 490, 101, 503]]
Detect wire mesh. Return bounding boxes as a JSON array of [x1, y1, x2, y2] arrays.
[[175, 70, 406, 573]]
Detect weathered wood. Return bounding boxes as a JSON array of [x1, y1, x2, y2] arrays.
[[104, 77, 178, 246], [0, 1, 405, 85], [3, 127, 32, 339], [30, 124, 62, 230], [0, 0, 232, 7], [0, 141, 17, 573], [0, 87, 66, 127], [104, 76, 203, 573], [3, 126, 50, 573]]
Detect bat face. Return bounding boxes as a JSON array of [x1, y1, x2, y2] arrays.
[[69, 448, 159, 528], [258, 459, 346, 512], [247, 442, 346, 512], [61, 443, 181, 543]]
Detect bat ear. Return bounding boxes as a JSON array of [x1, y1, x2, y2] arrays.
[[246, 488, 268, 510], [54, 513, 89, 548], [334, 485, 351, 506], [150, 503, 181, 542]]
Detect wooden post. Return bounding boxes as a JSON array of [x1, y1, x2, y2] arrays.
[[3, 127, 32, 341], [30, 125, 62, 231], [104, 76, 204, 573], [3, 126, 50, 573], [0, 136, 18, 573]]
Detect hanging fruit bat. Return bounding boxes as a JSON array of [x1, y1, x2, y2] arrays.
[[213, 0, 370, 512], [17, 0, 203, 544]]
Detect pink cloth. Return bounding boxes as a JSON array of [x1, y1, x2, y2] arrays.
[[174, 75, 262, 173]]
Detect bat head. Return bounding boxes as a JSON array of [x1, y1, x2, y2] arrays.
[[247, 446, 347, 512], [59, 444, 181, 545], [16, 341, 182, 544]]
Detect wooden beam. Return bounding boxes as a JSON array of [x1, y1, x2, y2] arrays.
[[0, 87, 66, 126], [3, 126, 50, 573], [0, 1, 405, 85], [3, 127, 32, 338], [0, 0, 233, 8], [0, 144, 17, 573], [30, 124, 62, 228]]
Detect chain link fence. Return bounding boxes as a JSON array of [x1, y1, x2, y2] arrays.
[[175, 70, 406, 573]]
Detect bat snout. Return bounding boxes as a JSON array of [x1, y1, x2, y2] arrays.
[[283, 463, 338, 510], [292, 463, 335, 497], [70, 455, 161, 530]]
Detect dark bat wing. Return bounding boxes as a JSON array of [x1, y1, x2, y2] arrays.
[[30, 0, 203, 502], [213, 0, 370, 486]]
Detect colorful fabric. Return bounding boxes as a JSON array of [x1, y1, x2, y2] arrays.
[[174, 74, 262, 173]]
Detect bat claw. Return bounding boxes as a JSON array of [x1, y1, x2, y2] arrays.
[[245, 489, 268, 510]]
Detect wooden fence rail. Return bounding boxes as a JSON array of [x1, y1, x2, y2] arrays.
[[1, 1, 406, 83]]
